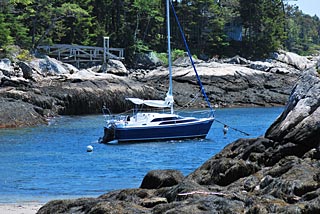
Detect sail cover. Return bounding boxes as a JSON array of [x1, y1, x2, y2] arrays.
[[126, 95, 174, 108]]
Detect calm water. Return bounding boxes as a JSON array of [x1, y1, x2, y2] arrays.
[[0, 107, 283, 203]]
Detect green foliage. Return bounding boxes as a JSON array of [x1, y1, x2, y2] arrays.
[[154, 49, 196, 66], [284, 5, 320, 56], [9, 0, 33, 5], [16, 49, 33, 61], [171, 0, 228, 58], [239, 0, 286, 59], [155, 52, 168, 65], [1, 0, 320, 61], [172, 49, 186, 59], [0, 14, 14, 47], [133, 39, 150, 53], [0, 2, 30, 48]]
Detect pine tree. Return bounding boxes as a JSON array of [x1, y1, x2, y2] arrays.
[[239, 0, 286, 58]]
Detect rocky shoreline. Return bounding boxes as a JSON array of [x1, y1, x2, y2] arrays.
[[1, 51, 316, 128], [36, 67, 320, 213]]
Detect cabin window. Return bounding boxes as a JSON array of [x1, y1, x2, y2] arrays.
[[159, 119, 197, 125], [150, 117, 180, 122]]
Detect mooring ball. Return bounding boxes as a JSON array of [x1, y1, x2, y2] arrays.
[[87, 145, 93, 152]]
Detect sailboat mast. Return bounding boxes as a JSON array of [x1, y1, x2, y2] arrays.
[[166, 0, 174, 114]]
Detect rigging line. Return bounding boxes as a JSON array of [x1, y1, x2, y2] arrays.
[[170, 1, 214, 117], [175, 91, 202, 111], [214, 118, 250, 136]]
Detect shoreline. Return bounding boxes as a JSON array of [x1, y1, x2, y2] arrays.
[[0, 203, 44, 214]]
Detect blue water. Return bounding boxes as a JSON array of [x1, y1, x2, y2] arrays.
[[0, 107, 283, 203]]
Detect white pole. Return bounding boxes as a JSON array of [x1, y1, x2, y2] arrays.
[[103, 36, 110, 64], [103, 37, 106, 64], [166, 0, 174, 114], [107, 37, 110, 58]]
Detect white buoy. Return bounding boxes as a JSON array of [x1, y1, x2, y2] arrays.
[[87, 145, 93, 152], [223, 125, 228, 135]]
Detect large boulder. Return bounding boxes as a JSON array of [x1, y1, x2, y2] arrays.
[[105, 59, 128, 76], [0, 58, 22, 77], [274, 51, 314, 71], [132, 52, 162, 69], [140, 170, 184, 189], [0, 98, 46, 128], [16, 61, 43, 81], [29, 56, 73, 76], [0, 58, 12, 73], [265, 68, 320, 146]]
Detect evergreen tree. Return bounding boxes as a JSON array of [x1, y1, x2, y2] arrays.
[[0, 12, 14, 47], [239, 0, 286, 58], [13, 0, 89, 50], [0, 0, 31, 48], [284, 4, 320, 55], [171, 0, 227, 58]]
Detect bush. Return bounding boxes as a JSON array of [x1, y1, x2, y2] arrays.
[[2, 45, 33, 62], [155, 52, 168, 65], [172, 49, 186, 59], [154, 49, 199, 66], [17, 49, 33, 61]]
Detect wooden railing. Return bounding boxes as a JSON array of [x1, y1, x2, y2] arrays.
[[37, 44, 125, 67]]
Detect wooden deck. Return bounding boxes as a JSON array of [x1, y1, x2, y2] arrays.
[[37, 44, 124, 67]]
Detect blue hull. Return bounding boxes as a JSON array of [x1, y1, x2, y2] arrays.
[[105, 118, 214, 143]]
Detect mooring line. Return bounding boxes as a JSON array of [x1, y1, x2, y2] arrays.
[[215, 118, 250, 136]]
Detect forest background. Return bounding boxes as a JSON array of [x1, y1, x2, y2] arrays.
[[1, 0, 320, 65]]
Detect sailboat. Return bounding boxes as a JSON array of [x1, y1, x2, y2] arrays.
[[100, 0, 214, 144]]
